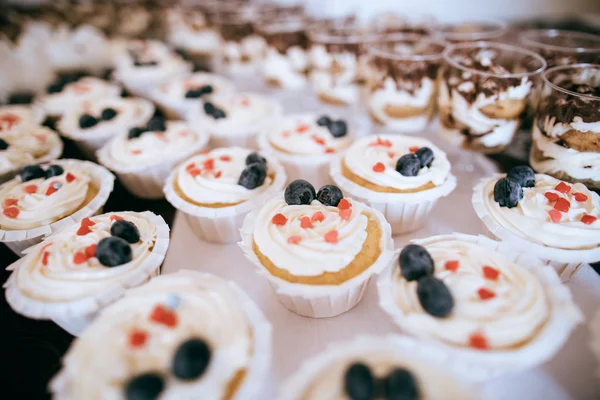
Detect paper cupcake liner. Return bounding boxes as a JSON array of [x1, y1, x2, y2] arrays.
[[472, 176, 600, 268], [377, 233, 583, 381], [164, 159, 287, 244], [280, 334, 478, 399], [238, 197, 394, 318], [590, 310, 600, 378], [330, 155, 457, 235], [0, 159, 115, 256], [4, 211, 170, 330]]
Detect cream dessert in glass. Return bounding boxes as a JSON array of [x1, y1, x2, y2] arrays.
[[519, 29, 600, 68]]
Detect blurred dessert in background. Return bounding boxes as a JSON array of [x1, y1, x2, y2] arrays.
[[519, 29, 600, 67]]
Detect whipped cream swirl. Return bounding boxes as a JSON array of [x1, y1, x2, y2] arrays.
[[0, 126, 62, 176], [40, 77, 122, 117], [0, 105, 45, 133]]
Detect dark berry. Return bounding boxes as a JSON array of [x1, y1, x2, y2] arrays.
[[79, 114, 98, 129], [507, 165, 535, 188], [172, 338, 211, 381], [284, 179, 316, 205], [124, 373, 164, 400], [316, 185, 343, 207], [384, 368, 419, 400], [327, 120, 347, 138], [415, 147, 434, 168], [146, 117, 166, 132], [101, 108, 118, 121], [417, 276, 454, 318], [134, 60, 158, 67], [45, 165, 64, 178], [245, 152, 267, 166], [399, 244, 434, 281], [493, 177, 523, 208], [316, 115, 331, 126], [211, 108, 226, 119], [200, 85, 213, 94], [0, 138, 8, 150], [344, 363, 375, 400], [185, 89, 205, 99], [396, 154, 421, 177], [19, 165, 45, 182], [203, 102, 216, 115], [60, 72, 84, 84], [238, 163, 267, 190], [102, 68, 114, 81], [128, 127, 145, 140], [47, 82, 64, 94], [152, 108, 165, 119], [96, 236, 132, 267], [8, 92, 34, 104], [111, 220, 141, 244]]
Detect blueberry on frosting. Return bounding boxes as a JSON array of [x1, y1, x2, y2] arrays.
[[0, 138, 8, 150], [493, 177, 523, 208], [316, 185, 343, 207], [246, 152, 267, 166], [399, 244, 434, 281], [79, 114, 98, 129], [384, 368, 419, 400], [172, 338, 211, 381], [45, 165, 64, 178], [128, 127, 144, 140], [327, 120, 348, 138], [47, 82, 64, 94], [415, 147, 434, 168], [203, 102, 227, 120], [184, 85, 213, 99], [284, 179, 316, 205], [96, 236, 132, 267], [344, 363, 375, 400], [111, 220, 141, 244], [101, 108, 118, 121], [125, 373, 164, 400], [396, 154, 421, 177], [203, 102, 215, 115], [417, 276, 454, 318], [19, 165, 45, 182], [238, 163, 267, 190], [316, 115, 331, 126], [211, 108, 226, 120], [146, 117, 166, 132], [507, 165, 535, 188]]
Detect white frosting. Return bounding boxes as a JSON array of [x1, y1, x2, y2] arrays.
[[541, 114, 600, 137], [166, 9, 221, 54], [58, 97, 154, 141], [46, 25, 113, 73], [532, 124, 600, 182], [393, 238, 550, 349], [309, 45, 359, 104], [266, 114, 352, 155], [482, 173, 600, 250], [0, 105, 44, 133], [175, 147, 275, 205], [571, 117, 600, 134], [223, 35, 267, 73], [40, 77, 122, 117], [0, 164, 91, 230], [52, 272, 252, 399], [0, 125, 62, 176], [253, 196, 370, 276], [115, 6, 152, 37], [343, 134, 452, 191], [263, 47, 308, 90]]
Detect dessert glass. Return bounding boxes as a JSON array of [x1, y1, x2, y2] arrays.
[[438, 19, 508, 43], [519, 29, 600, 68]]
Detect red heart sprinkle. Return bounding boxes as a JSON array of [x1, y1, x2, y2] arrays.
[[77, 225, 92, 236], [282, 130, 290, 138], [312, 135, 326, 145], [188, 168, 201, 177], [468, 332, 489, 350], [296, 123, 310, 133], [325, 147, 335, 154], [24, 184, 37, 194], [110, 215, 124, 221], [185, 162, 196, 171], [311, 211, 325, 222], [477, 288, 496, 300], [2, 207, 19, 218], [338, 199, 351, 210], [132, 150, 142, 155], [482, 266, 500, 280], [81, 217, 96, 227], [128, 330, 148, 348], [300, 216, 313, 229], [548, 209, 562, 223], [554, 182, 571, 193], [240, 98, 250, 106], [409, 146, 419, 153], [544, 192, 558, 202], [219, 155, 231, 162], [73, 251, 88, 265], [85, 244, 97, 258], [388, 152, 395, 158], [45, 185, 58, 196], [445, 260, 459, 272], [214, 171, 222, 178], [42, 251, 49, 266], [287, 235, 302, 244], [3, 198, 18, 207], [339, 208, 352, 220], [581, 215, 597, 225], [324, 230, 338, 244], [372, 162, 385, 173], [574, 192, 588, 202], [369, 137, 392, 147], [203, 159, 214, 170], [0, 113, 20, 130], [66, 173, 76, 183], [553, 198, 570, 212], [272, 213, 288, 226], [149, 304, 178, 328]]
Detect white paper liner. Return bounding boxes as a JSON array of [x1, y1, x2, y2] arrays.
[[0, 159, 115, 255], [472, 175, 600, 267], [280, 334, 478, 399], [330, 155, 457, 235], [49, 269, 272, 400], [377, 232, 583, 381], [164, 159, 287, 244], [238, 197, 394, 318], [96, 131, 209, 199], [590, 309, 600, 378]]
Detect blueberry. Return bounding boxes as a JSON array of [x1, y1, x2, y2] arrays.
[[316, 185, 343, 206], [417, 276, 454, 318], [19, 165, 45, 182], [493, 177, 523, 208], [316, 115, 331, 126], [8, 92, 34, 104], [415, 147, 434, 168], [185, 89, 205, 99], [101, 108, 118, 121], [111, 220, 141, 244], [200, 85, 213, 94], [344, 363, 375, 400], [96, 236, 132, 267], [172, 338, 211, 381], [134, 60, 158, 67], [245, 152, 267, 166], [238, 163, 267, 189], [60, 72, 84, 84], [384, 368, 419, 400], [47, 82, 64, 94], [146, 117, 166, 132], [396, 154, 421, 177], [327, 120, 347, 138], [124, 373, 164, 400], [79, 114, 98, 129], [507, 165, 535, 188], [0, 138, 8, 150], [203, 102, 216, 115], [284, 179, 316, 205], [45, 165, 64, 178], [128, 127, 145, 140], [211, 108, 226, 119], [399, 244, 434, 281]]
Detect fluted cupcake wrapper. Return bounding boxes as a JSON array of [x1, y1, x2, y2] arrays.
[[3, 211, 170, 335], [238, 196, 394, 318], [0, 159, 114, 256], [377, 233, 583, 381]]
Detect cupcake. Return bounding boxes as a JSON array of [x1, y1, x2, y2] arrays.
[[187, 92, 282, 149], [4, 211, 169, 335], [165, 147, 286, 244], [50, 270, 272, 399], [377, 233, 582, 379], [472, 166, 600, 280], [258, 113, 353, 189], [97, 120, 209, 199], [239, 180, 394, 318], [0, 159, 114, 255], [58, 96, 154, 159], [38, 76, 122, 119], [330, 134, 456, 235], [281, 335, 477, 400], [148, 72, 234, 120]]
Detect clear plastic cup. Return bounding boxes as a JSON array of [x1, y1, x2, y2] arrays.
[[438, 19, 508, 43], [519, 29, 600, 68]]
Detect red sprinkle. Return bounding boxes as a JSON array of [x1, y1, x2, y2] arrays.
[[0, 113, 20, 130], [81, 217, 96, 227], [388, 152, 395, 158], [369, 137, 392, 147], [300, 216, 313, 229], [574, 192, 588, 202], [3, 198, 18, 207], [339, 208, 352, 220], [482, 266, 500, 281], [468, 332, 489, 350], [311, 211, 325, 223], [324, 230, 338, 244], [185, 162, 196, 171], [42, 251, 49, 266], [445, 260, 460, 272], [77, 225, 92, 236], [548, 209, 562, 223], [219, 155, 231, 162], [188, 168, 201, 177], [203, 159, 214, 170], [372, 162, 385, 173], [128, 330, 148, 348], [2, 207, 19, 218], [338, 199, 351, 210], [110, 215, 124, 221], [73, 251, 88, 265], [555, 182, 571, 193], [312, 135, 326, 146], [553, 198, 570, 213], [214, 171, 222, 179], [178, 130, 189, 137], [282, 130, 290, 138], [240, 98, 250, 106], [85, 244, 97, 258], [65, 173, 76, 183], [24, 184, 37, 194], [544, 192, 558, 202], [296, 123, 310, 133], [287, 235, 302, 245], [478, 288, 496, 300], [45, 185, 58, 196], [201, 149, 210, 155], [325, 148, 335, 154], [149, 304, 178, 328], [131, 150, 142, 155], [581, 215, 597, 225], [272, 213, 288, 226], [409, 146, 419, 153]]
